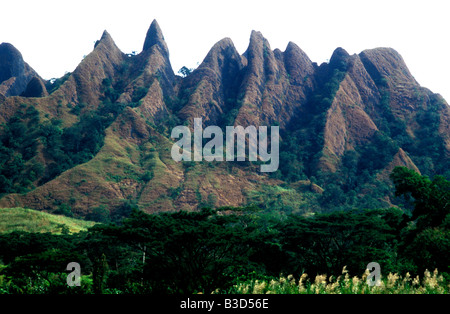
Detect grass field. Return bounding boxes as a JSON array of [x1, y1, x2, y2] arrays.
[[0, 207, 96, 234]]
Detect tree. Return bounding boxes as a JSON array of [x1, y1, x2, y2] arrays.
[[390, 166, 449, 230], [87, 205, 111, 223], [178, 66, 193, 77]]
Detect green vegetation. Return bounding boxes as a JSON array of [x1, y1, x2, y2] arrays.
[[45, 72, 71, 94], [39, 79, 137, 184], [0, 94, 130, 191], [0, 167, 447, 294], [0, 105, 43, 194], [409, 95, 450, 178], [0, 77, 153, 192]]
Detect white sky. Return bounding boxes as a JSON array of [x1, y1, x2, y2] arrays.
[[1, 0, 449, 102]]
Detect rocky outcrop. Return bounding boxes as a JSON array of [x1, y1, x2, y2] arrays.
[[143, 20, 170, 57], [117, 20, 175, 123], [53, 30, 125, 110], [0, 42, 41, 96], [378, 148, 421, 181], [21, 76, 48, 97], [359, 47, 425, 117]]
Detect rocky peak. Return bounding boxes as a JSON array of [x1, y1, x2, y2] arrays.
[[244, 31, 276, 68], [359, 47, 418, 86], [359, 47, 428, 117], [246, 30, 266, 55], [242, 30, 280, 86], [90, 30, 124, 59], [200, 38, 242, 71], [177, 37, 244, 126], [235, 31, 315, 128], [329, 47, 350, 71], [61, 29, 125, 107], [97, 30, 115, 48], [138, 19, 174, 91], [111, 21, 175, 121], [195, 37, 244, 88], [142, 19, 169, 56], [283, 41, 315, 85], [0, 43, 24, 81], [0, 42, 40, 96]]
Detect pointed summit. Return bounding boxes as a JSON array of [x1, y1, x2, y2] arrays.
[[243, 30, 278, 76], [100, 30, 113, 43], [93, 30, 118, 51], [285, 41, 314, 69], [143, 19, 169, 56], [243, 30, 275, 71]]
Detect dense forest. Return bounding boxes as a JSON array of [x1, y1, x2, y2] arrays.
[[0, 166, 448, 294]]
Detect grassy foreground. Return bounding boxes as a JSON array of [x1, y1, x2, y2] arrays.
[[229, 267, 449, 294], [0, 207, 95, 234]]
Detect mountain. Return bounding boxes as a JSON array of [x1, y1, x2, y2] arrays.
[[0, 20, 449, 220]]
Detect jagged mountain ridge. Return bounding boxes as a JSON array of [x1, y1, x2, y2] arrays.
[[0, 19, 448, 218]]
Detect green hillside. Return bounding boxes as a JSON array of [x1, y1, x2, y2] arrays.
[[0, 207, 96, 234]]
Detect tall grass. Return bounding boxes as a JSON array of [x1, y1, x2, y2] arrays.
[[229, 267, 449, 294]]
